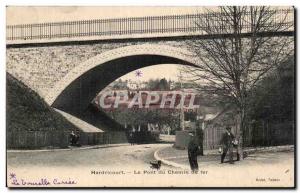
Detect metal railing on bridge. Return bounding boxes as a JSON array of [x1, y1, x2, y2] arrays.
[[6, 8, 294, 42]]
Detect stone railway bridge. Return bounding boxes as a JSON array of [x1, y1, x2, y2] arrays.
[[6, 9, 294, 144], [7, 40, 197, 115]]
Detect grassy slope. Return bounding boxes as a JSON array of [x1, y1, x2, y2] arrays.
[[6, 73, 77, 132]]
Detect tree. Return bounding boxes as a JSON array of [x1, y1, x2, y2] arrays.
[[158, 78, 170, 90], [146, 78, 170, 90], [246, 57, 294, 146], [248, 57, 294, 122], [183, 6, 294, 159]]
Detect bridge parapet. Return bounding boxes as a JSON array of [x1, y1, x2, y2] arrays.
[[6, 8, 293, 45]]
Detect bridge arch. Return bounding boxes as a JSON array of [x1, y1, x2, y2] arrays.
[[47, 44, 198, 115]]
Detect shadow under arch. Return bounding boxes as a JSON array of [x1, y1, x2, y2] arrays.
[[49, 44, 198, 117]]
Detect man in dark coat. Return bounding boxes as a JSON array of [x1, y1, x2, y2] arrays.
[[196, 121, 204, 156], [69, 131, 76, 146], [220, 126, 235, 164], [129, 131, 134, 145], [188, 133, 200, 171]]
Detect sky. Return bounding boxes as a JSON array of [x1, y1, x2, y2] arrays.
[[117, 64, 182, 82]]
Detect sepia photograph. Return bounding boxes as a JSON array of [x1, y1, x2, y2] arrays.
[[5, 5, 295, 188]]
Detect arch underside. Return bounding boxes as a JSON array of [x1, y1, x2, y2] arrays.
[[52, 54, 194, 115]]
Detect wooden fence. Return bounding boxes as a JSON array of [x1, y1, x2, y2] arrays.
[[7, 130, 69, 149], [7, 130, 129, 149]]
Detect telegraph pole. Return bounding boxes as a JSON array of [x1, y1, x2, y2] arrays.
[[179, 71, 185, 131]]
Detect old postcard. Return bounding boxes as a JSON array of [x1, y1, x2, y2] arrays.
[[6, 6, 295, 188]]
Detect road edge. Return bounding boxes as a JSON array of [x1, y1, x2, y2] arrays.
[[154, 145, 294, 170], [7, 143, 130, 153], [154, 147, 190, 170]]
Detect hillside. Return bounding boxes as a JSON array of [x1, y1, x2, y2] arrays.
[[6, 73, 77, 133]]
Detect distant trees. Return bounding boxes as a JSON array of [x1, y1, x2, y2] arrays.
[[107, 108, 180, 134], [112, 79, 128, 89], [147, 78, 170, 90]]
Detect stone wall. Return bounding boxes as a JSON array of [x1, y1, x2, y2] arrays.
[[6, 39, 189, 101]]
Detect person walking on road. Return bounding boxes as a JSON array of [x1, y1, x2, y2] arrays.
[[196, 121, 204, 156], [220, 126, 235, 164], [69, 131, 76, 146], [188, 133, 200, 171], [129, 131, 134, 145]]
